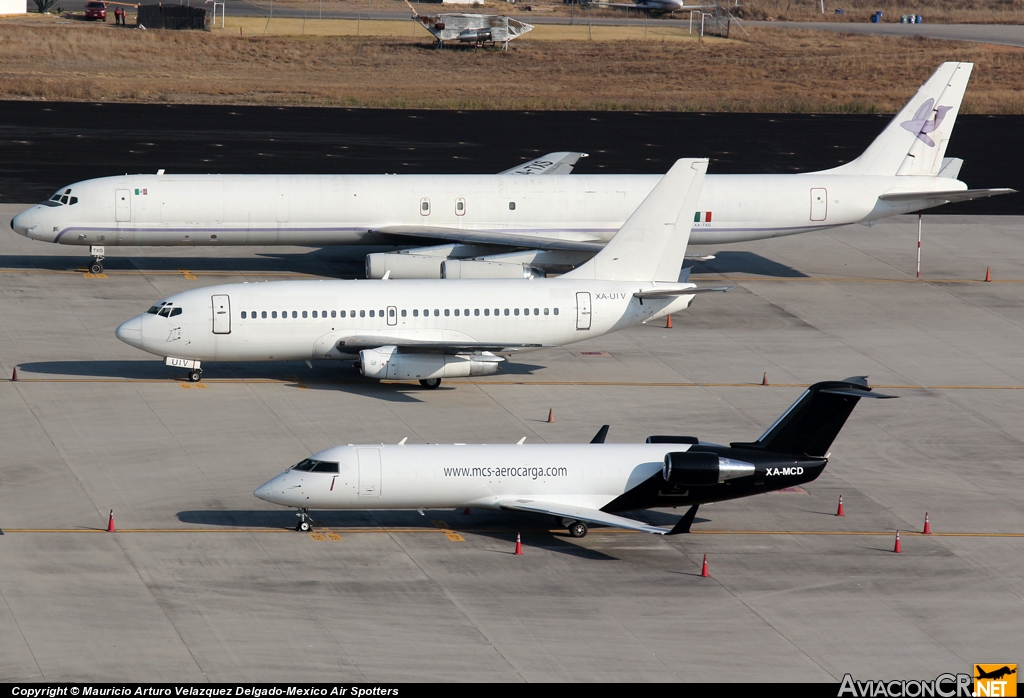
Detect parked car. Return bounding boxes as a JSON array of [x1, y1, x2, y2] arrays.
[[84, 1, 107, 20]]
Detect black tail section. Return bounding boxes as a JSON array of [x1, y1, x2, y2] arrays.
[[730, 377, 895, 457]]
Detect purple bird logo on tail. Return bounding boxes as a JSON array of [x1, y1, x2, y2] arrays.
[[900, 98, 953, 147]]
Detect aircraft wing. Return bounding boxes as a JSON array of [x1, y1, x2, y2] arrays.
[[499, 499, 670, 535], [878, 188, 1016, 205], [633, 286, 733, 299], [498, 151, 588, 176], [376, 225, 605, 252], [335, 336, 547, 353]]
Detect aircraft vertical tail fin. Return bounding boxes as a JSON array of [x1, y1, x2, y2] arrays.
[[823, 62, 973, 177], [730, 377, 895, 457], [563, 158, 708, 282]]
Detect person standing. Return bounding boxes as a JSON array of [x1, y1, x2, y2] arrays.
[[114, 7, 120, 25]]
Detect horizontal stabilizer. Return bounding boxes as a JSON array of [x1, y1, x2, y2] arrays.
[[377, 225, 604, 252], [499, 499, 669, 535], [498, 151, 588, 176], [633, 286, 733, 299], [878, 188, 1016, 205]]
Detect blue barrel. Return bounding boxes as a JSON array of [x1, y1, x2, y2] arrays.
[[916, 14, 923, 23]]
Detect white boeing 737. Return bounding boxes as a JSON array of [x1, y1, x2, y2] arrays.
[[116, 158, 725, 386], [11, 63, 1011, 277], [253, 377, 893, 535]]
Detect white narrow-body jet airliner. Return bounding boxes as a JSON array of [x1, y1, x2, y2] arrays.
[[11, 63, 1011, 277], [254, 377, 893, 534], [116, 158, 725, 385]]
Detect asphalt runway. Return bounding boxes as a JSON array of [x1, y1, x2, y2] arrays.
[[1, 102, 1020, 214], [1, 203, 1022, 681]]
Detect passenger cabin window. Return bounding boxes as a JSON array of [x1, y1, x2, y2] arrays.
[[262, 311, 268, 318], [272, 311, 278, 318], [241, 311, 247, 319], [554, 308, 559, 315], [509, 202, 516, 211], [302, 311, 308, 318], [292, 311, 298, 319], [420, 198, 430, 216]]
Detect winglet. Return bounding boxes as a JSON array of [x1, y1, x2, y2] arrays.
[[590, 425, 610, 444], [666, 504, 700, 535]]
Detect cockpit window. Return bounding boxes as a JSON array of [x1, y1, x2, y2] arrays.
[[158, 307, 172, 317], [169, 307, 182, 317], [291, 459, 339, 473], [146, 306, 161, 314], [48, 188, 74, 206]]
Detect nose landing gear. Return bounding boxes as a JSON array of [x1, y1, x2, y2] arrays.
[[295, 508, 314, 532], [89, 245, 105, 274]]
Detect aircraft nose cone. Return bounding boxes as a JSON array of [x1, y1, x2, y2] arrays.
[[115, 315, 143, 348], [254, 477, 287, 504], [10, 210, 32, 237]]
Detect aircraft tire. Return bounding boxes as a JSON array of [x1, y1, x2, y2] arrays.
[[188, 370, 202, 383], [89, 261, 103, 274], [568, 521, 588, 538], [419, 378, 442, 390], [297, 520, 312, 532]]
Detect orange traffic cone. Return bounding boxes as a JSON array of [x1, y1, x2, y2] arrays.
[[984, 266, 992, 282], [514, 532, 523, 555], [893, 530, 902, 553], [666, 314, 673, 329], [761, 372, 768, 386], [463, 507, 471, 515], [10, 367, 17, 382], [106, 510, 116, 533], [547, 409, 554, 423], [923, 512, 931, 535], [836, 495, 845, 517], [700, 554, 709, 577]]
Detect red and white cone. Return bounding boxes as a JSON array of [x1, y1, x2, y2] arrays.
[[700, 554, 709, 577], [106, 510, 116, 533], [666, 314, 673, 329], [10, 367, 17, 382], [514, 532, 523, 555], [836, 495, 845, 517], [923, 512, 931, 535], [985, 266, 992, 282], [893, 530, 902, 553], [547, 409, 554, 424]]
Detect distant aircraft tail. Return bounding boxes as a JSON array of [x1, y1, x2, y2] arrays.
[[563, 158, 708, 282], [730, 377, 895, 458], [823, 62, 972, 177]]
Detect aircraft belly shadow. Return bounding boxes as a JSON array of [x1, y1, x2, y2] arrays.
[[690, 251, 808, 278]]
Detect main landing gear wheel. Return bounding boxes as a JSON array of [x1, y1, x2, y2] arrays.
[[295, 508, 314, 532], [568, 521, 589, 538], [89, 261, 104, 274], [187, 370, 202, 383], [419, 378, 442, 390]]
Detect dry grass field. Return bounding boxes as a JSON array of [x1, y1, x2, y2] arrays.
[[736, 0, 1024, 24], [1, 16, 1023, 111]]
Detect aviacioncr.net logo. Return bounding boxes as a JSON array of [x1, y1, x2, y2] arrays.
[[838, 673, 973, 698], [974, 664, 1017, 697]]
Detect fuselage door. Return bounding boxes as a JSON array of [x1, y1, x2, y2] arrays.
[[212, 294, 231, 334], [387, 305, 398, 326], [576, 292, 592, 330], [357, 448, 382, 497], [810, 188, 827, 222], [115, 189, 131, 222]]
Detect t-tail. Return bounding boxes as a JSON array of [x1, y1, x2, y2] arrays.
[[730, 376, 895, 457], [563, 158, 708, 282], [823, 62, 971, 178]]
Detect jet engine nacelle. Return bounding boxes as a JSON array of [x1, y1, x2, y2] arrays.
[[662, 451, 755, 486], [359, 346, 503, 380], [366, 253, 445, 280], [441, 259, 543, 279]]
